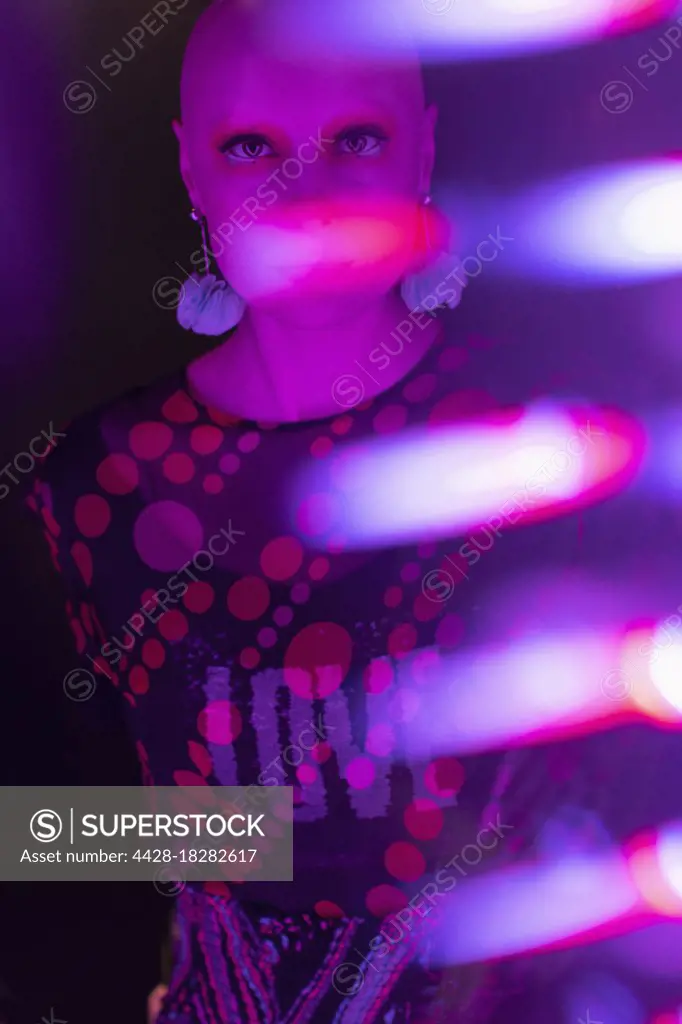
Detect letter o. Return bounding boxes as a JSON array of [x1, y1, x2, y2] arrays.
[[566, 435, 586, 457], [282, 744, 304, 766], [206, 815, 226, 837], [461, 844, 483, 867], [193, 550, 213, 573], [550, 450, 571, 475], [462, 256, 483, 279], [13, 452, 35, 474], [282, 158, 303, 180]]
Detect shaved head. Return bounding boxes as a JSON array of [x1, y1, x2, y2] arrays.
[[179, 0, 426, 126], [173, 0, 437, 325]]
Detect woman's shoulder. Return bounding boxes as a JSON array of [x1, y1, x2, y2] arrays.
[[36, 364, 191, 490]]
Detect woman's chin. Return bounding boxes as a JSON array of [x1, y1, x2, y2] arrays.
[[250, 290, 390, 330]]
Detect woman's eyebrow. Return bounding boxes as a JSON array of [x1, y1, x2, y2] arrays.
[[211, 122, 291, 150], [321, 111, 397, 136]]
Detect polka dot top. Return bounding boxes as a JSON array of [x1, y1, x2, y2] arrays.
[[28, 331, 502, 918]]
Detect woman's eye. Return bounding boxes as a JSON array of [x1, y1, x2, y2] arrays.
[[336, 130, 387, 157], [220, 136, 275, 163]]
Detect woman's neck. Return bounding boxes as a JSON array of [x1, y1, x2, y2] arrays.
[[187, 291, 441, 424]]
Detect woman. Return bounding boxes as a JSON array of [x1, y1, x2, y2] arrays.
[[29, 1, 601, 1020]]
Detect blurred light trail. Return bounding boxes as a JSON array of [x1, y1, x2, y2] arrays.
[[510, 159, 682, 284], [430, 821, 682, 967], [404, 0, 677, 60], [268, 0, 677, 62], [291, 404, 643, 550], [399, 622, 682, 760], [432, 848, 639, 965], [231, 197, 451, 306]]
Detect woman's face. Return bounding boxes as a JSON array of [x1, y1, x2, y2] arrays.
[[175, 3, 437, 323]]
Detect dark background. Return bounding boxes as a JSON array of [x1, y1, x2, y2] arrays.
[[2, 2, 681, 1021]]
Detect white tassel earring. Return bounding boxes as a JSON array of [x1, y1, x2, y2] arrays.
[[176, 208, 246, 336], [400, 194, 466, 316]]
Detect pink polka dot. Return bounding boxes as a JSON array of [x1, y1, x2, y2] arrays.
[[203, 474, 224, 494], [424, 757, 465, 798], [413, 593, 441, 623], [404, 799, 444, 841], [191, 425, 224, 455], [129, 666, 149, 695], [173, 770, 208, 787], [240, 648, 260, 669], [436, 614, 465, 648], [297, 764, 318, 786], [129, 422, 173, 460], [163, 452, 196, 484], [133, 501, 203, 572], [227, 577, 270, 621], [363, 659, 394, 695], [260, 536, 304, 581], [384, 841, 426, 882], [373, 405, 407, 434], [429, 390, 496, 426], [311, 742, 332, 764], [345, 756, 375, 789], [296, 493, 341, 537], [188, 741, 213, 777], [366, 723, 395, 757], [366, 885, 408, 919], [197, 701, 242, 744], [162, 390, 199, 423], [438, 346, 469, 372], [184, 582, 215, 614], [75, 495, 111, 538], [219, 453, 241, 475], [409, 648, 441, 686], [403, 373, 437, 403], [311, 436, 333, 458], [388, 623, 417, 659], [314, 900, 345, 918], [308, 557, 330, 581], [384, 586, 402, 609], [142, 639, 165, 669], [206, 406, 241, 427], [284, 622, 352, 699], [96, 454, 139, 495], [238, 431, 261, 453], [331, 415, 353, 436], [158, 610, 189, 641], [273, 606, 293, 627], [418, 542, 437, 559], [257, 627, 277, 648], [71, 542, 93, 586], [291, 583, 310, 604], [400, 562, 420, 583]]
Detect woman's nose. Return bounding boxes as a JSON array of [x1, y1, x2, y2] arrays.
[[276, 157, 336, 204]]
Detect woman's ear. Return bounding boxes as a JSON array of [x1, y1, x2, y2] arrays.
[[173, 118, 202, 212], [419, 103, 438, 196]]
